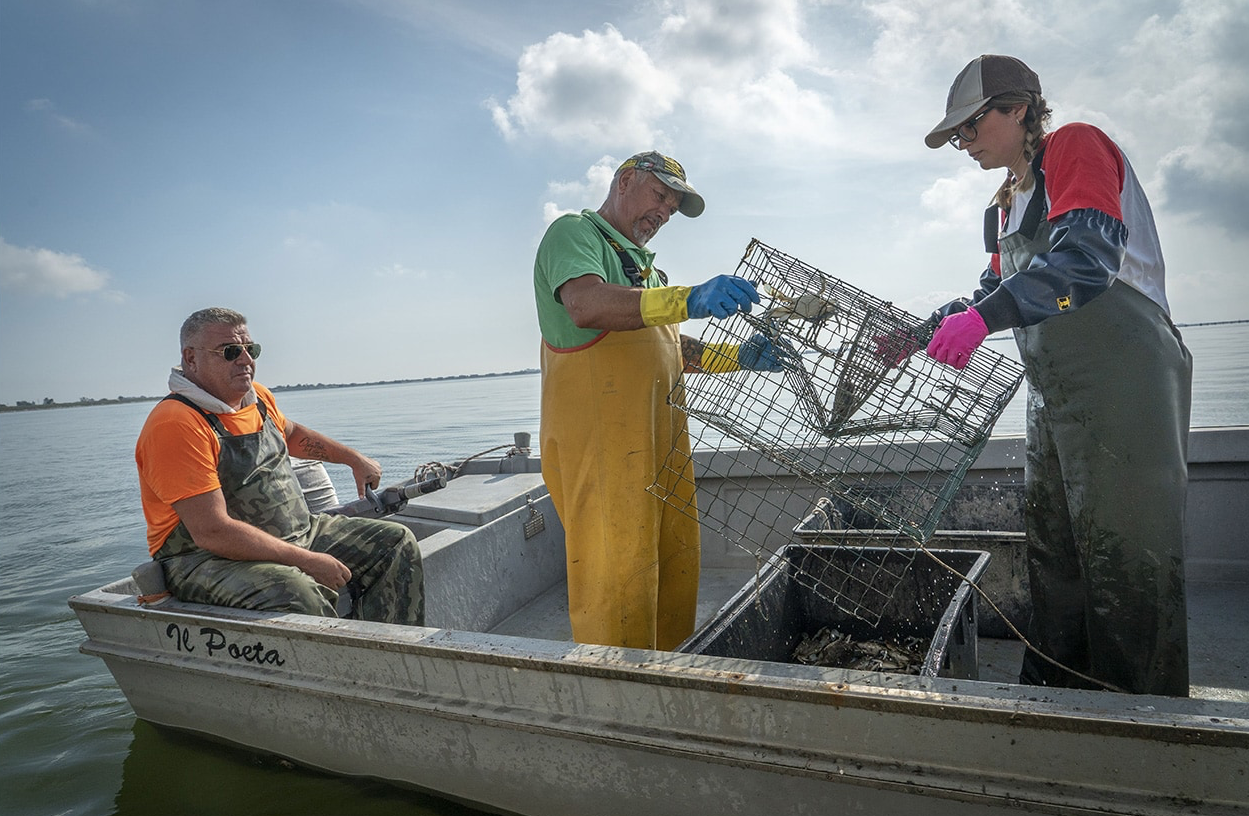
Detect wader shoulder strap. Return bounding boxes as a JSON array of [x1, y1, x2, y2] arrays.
[[161, 393, 268, 438], [983, 205, 1000, 254], [983, 148, 1049, 253], [588, 220, 668, 287]]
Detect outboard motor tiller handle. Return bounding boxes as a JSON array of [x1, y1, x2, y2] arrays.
[[323, 474, 447, 518]]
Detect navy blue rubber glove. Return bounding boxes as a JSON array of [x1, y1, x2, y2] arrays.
[[737, 333, 790, 372], [686, 275, 760, 320]]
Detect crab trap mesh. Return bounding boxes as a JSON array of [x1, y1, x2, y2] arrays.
[[649, 239, 1025, 625]]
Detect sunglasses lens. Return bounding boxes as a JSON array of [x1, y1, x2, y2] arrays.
[[218, 343, 261, 361]]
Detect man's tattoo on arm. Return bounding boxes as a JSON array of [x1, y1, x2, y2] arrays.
[[294, 437, 330, 461]]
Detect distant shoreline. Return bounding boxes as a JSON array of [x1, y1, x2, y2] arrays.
[[0, 369, 540, 413], [5, 319, 1245, 414]]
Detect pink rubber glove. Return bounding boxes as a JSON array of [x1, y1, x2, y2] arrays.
[[926, 309, 988, 370], [872, 329, 925, 368]]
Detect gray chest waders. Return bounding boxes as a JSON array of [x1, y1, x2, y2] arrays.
[[995, 158, 1193, 696], [158, 395, 312, 556]]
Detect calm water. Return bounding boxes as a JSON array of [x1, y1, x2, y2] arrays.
[[1, 324, 1244, 816]]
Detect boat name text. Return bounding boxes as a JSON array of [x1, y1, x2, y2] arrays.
[[165, 623, 286, 666]]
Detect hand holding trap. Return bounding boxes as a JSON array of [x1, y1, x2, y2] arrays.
[[649, 238, 1025, 627]]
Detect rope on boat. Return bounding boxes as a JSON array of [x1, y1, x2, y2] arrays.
[[414, 440, 525, 483], [913, 545, 1129, 693]]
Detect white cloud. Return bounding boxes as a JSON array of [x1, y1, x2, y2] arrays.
[[654, 0, 815, 78], [24, 98, 92, 134], [650, 0, 838, 148], [0, 237, 118, 299], [687, 69, 836, 148], [918, 167, 997, 236], [1112, 0, 1249, 231], [541, 156, 619, 226], [487, 25, 678, 149], [488, 0, 840, 153]]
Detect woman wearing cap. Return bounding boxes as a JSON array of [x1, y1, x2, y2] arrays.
[[922, 55, 1192, 696]]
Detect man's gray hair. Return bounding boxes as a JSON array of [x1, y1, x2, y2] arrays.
[[180, 307, 247, 349]]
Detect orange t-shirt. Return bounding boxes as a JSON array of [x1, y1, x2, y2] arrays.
[[135, 383, 288, 556]]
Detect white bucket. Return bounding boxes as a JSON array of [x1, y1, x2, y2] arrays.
[[289, 457, 340, 513]]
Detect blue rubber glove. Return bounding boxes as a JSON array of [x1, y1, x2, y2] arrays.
[[686, 275, 760, 320], [926, 308, 989, 370], [737, 333, 788, 372]]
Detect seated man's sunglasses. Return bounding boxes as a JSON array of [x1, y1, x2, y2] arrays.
[[197, 343, 262, 361]]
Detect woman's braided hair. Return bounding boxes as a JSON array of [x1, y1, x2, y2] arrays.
[[990, 90, 1052, 210]]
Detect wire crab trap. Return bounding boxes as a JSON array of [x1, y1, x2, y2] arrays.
[[650, 238, 1025, 625]]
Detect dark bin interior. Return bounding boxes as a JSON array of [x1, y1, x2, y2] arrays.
[[679, 545, 989, 679], [792, 506, 1028, 639]]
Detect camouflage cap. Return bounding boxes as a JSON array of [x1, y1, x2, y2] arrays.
[[619, 151, 705, 217]]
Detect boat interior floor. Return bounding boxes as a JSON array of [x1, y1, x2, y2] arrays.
[[489, 567, 1249, 703]]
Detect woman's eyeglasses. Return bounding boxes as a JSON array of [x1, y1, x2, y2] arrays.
[[949, 108, 992, 147], [198, 343, 262, 361]]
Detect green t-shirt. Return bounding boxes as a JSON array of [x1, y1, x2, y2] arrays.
[[533, 209, 663, 349]]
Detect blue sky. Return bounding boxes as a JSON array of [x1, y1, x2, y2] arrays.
[[2, 0, 1246, 404]]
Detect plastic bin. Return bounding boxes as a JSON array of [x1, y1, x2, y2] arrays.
[[791, 502, 1027, 638], [679, 545, 989, 679]]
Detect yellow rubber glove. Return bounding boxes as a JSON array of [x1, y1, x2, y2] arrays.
[[639, 285, 693, 327], [698, 343, 742, 374]]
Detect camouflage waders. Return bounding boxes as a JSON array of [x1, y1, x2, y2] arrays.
[[155, 396, 423, 625], [998, 173, 1192, 695]]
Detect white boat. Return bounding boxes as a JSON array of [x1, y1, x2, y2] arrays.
[[70, 427, 1249, 815]]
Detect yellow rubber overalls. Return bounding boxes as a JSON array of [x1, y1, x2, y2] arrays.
[[540, 324, 701, 650]]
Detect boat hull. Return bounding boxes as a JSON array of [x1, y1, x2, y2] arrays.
[[72, 581, 1249, 816]]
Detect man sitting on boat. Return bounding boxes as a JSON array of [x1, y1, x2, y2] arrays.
[[533, 151, 783, 649], [135, 306, 424, 624]]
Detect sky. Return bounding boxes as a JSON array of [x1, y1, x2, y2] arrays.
[[1, 0, 1246, 405]]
